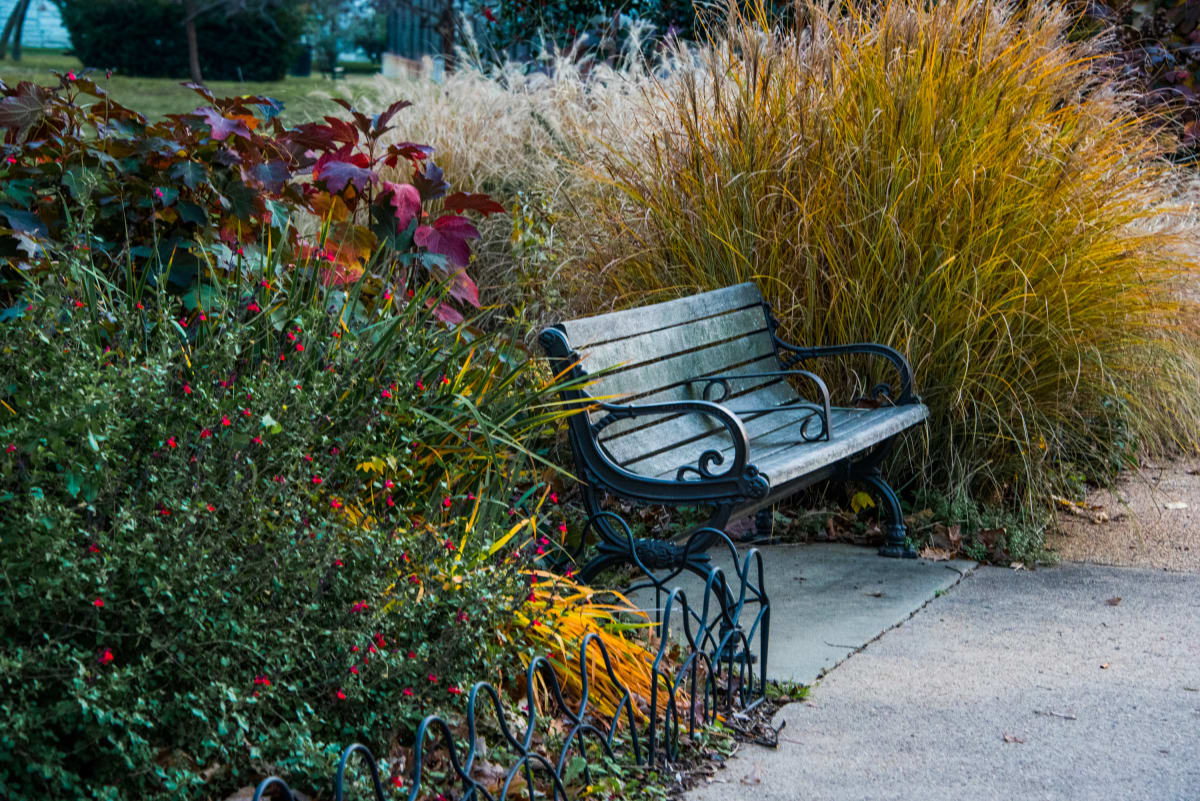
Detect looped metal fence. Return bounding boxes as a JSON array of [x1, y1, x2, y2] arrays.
[[251, 526, 769, 801]]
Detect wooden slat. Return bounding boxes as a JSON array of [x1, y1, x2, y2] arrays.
[[752, 405, 929, 485], [623, 405, 862, 479], [577, 305, 771, 382], [599, 379, 802, 466], [583, 326, 777, 405], [559, 283, 764, 349], [621, 405, 928, 481]]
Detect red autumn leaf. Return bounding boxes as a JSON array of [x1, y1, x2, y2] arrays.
[[0, 83, 51, 135], [447, 268, 480, 307], [382, 181, 422, 230], [443, 192, 506, 216], [195, 107, 252, 141], [372, 99, 413, 136], [414, 214, 479, 267], [314, 147, 375, 193], [432, 300, 464, 324]]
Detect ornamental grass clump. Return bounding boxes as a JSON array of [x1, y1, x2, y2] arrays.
[[577, 0, 1200, 526]]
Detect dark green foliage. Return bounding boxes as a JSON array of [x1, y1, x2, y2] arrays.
[[0, 261, 572, 798], [58, 0, 305, 81]]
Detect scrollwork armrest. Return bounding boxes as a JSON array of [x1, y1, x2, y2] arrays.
[[774, 341, 920, 405], [684, 370, 832, 442], [592, 397, 752, 483]]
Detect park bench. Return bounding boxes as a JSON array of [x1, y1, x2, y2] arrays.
[[540, 282, 929, 583]]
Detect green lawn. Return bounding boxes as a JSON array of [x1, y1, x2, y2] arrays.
[[0, 48, 383, 122]]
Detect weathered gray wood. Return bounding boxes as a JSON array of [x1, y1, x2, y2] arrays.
[[559, 283, 764, 350], [623, 405, 929, 484], [578, 305, 771, 383], [582, 326, 777, 407], [599, 379, 804, 466]]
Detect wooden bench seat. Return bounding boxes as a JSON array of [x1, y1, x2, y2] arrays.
[[540, 282, 929, 581]]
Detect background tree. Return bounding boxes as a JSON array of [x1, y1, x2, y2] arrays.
[[0, 0, 31, 61], [174, 0, 298, 82]]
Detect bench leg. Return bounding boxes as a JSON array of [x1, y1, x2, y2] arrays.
[[857, 469, 917, 558]]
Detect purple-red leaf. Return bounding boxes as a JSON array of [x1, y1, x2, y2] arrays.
[[447, 268, 480, 307], [412, 160, 448, 200], [0, 84, 51, 135], [372, 99, 413, 135], [413, 214, 479, 267], [382, 181, 422, 230], [314, 148, 375, 193], [196, 107, 251, 141], [432, 300, 464, 325], [443, 191, 506, 217]]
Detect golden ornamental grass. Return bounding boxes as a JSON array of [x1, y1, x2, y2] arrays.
[[574, 0, 1200, 515]]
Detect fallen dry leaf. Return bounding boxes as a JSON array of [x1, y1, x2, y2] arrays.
[[1052, 495, 1110, 524], [920, 546, 954, 561], [1002, 733, 1026, 744], [1106, 597, 1122, 606], [1010, 562, 1025, 570], [1163, 501, 1189, 510], [1100, 663, 1110, 669]]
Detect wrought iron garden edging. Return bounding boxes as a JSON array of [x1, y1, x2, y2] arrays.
[[249, 527, 769, 801]]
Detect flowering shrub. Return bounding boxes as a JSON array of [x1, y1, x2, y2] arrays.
[[0, 76, 504, 322], [0, 267, 574, 798]]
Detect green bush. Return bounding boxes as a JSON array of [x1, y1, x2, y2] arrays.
[[58, 0, 304, 81], [0, 268, 571, 798]]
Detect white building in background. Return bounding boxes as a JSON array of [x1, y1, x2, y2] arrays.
[[0, 0, 70, 50]]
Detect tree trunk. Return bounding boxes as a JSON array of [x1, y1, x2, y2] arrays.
[[0, 0, 30, 61], [184, 0, 203, 83], [11, 0, 28, 61]]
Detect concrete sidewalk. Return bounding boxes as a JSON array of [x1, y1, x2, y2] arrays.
[[689, 563, 1200, 801]]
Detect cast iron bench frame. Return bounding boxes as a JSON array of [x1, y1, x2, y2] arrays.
[[540, 283, 930, 583]]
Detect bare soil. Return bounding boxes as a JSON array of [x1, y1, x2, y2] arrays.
[[1046, 458, 1200, 572]]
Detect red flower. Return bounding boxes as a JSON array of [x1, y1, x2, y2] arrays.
[[440, 374, 451, 386], [535, 545, 545, 555], [565, 568, 575, 579], [442, 496, 452, 509], [200, 428, 212, 439], [407, 650, 416, 659], [331, 498, 343, 509], [558, 522, 568, 534], [221, 416, 232, 427], [73, 300, 85, 308], [242, 408, 252, 417], [67, 70, 76, 81], [183, 383, 192, 395], [550, 492, 558, 504], [304, 453, 313, 462], [350, 665, 359, 675], [335, 560, 344, 568], [98, 647, 114, 664], [448, 685, 463, 695], [385, 479, 395, 489], [444, 539, 456, 552], [247, 302, 260, 313], [392, 775, 404, 788], [415, 380, 426, 392], [92, 598, 104, 608], [337, 689, 347, 700], [252, 436, 263, 445], [4, 444, 15, 453], [312, 475, 323, 485], [159, 507, 171, 517], [87, 543, 101, 553], [287, 331, 296, 341], [295, 343, 304, 352], [403, 687, 414, 696], [351, 601, 368, 613], [381, 389, 392, 399], [206, 503, 216, 512], [455, 610, 468, 623], [427, 673, 438, 683], [167, 436, 177, 448], [386, 496, 395, 507]]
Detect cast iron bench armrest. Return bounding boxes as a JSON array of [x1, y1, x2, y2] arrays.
[[773, 341, 920, 405], [684, 369, 832, 442], [591, 397, 753, 483]]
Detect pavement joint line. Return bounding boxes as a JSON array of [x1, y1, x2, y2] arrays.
[[809, 559, 980, 686]]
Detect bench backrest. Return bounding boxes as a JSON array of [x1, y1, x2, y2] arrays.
[[553, 283, 798, 474]]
